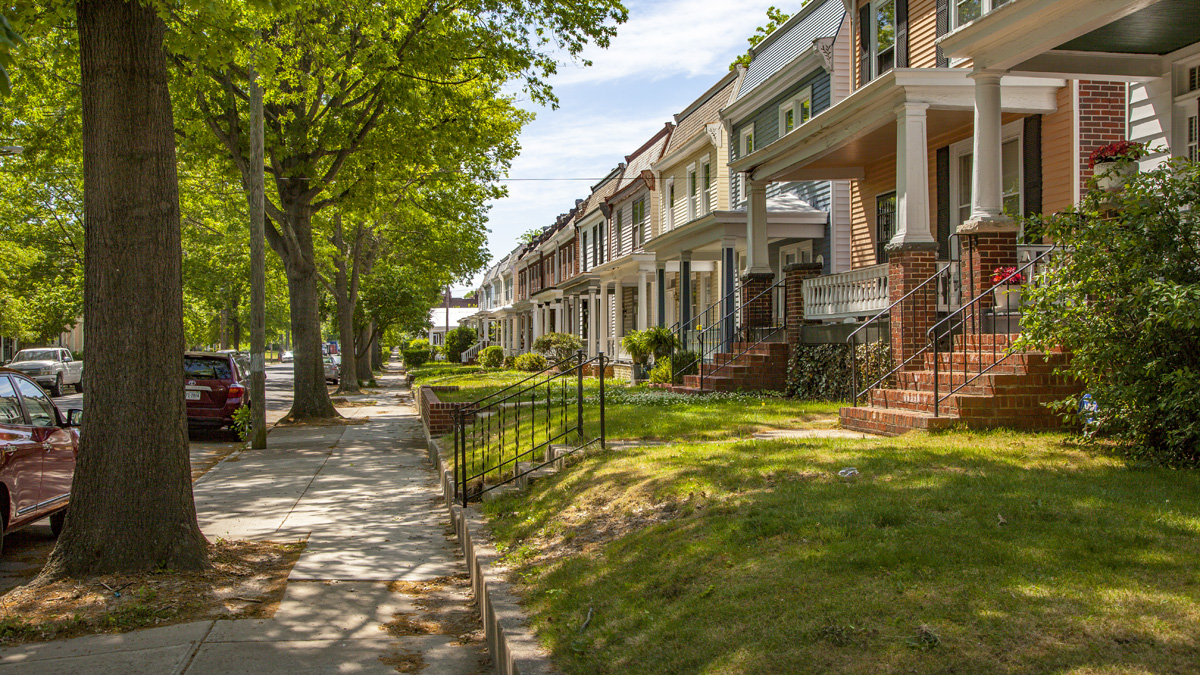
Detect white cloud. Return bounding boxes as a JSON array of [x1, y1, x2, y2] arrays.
[[550, 0, 781, 86]]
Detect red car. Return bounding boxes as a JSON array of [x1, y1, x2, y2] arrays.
[[0, 368, 81, 555], [185, 352, 249, 430]]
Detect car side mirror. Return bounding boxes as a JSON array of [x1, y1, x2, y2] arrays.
[[65, 409, 83, 427]]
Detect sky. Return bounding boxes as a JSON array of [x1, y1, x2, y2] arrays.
[[453, 0, 791, 294]]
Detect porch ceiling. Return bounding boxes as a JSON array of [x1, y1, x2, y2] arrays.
[[739, 70, 1061, 184], [644, 211, 826, 260], [938, 0, 1174, 73]]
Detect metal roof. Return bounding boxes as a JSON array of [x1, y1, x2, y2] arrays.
[[737, 0, 845, 99]]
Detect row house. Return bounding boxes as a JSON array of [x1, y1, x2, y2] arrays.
[[463, 0, 1197, 430]]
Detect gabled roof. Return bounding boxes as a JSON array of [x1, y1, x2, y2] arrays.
[[575, 163, 625, 222], [737, 0, 844, 99], [664, 69, 742, 157], [609, 124, 673, 203]]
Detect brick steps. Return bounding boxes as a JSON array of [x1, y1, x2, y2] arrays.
[[674, 342, 790, 394]]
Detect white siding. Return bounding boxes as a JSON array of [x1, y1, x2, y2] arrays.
[[1129, 76, 1172, 171]]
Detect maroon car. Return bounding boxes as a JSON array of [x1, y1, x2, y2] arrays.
[[0, 368, 81, 555], [185, 352, 249, 430]]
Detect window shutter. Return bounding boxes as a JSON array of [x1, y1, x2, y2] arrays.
[[859, 4, 871, 87], [936, 146, 951, 260], [1023, 115, 1043, 217], [896, 0, 909, 68], [935, 0, 949, 68]]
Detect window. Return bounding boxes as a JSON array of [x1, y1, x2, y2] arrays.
[[876, 192, 897, 263], [779, 241, 813, 270], [0, 377, 23, 425], [950, 123, 1023, 225], [666, 180, 676, 230], [582, 232, 588, 270], [687, 164, 698, 221], [615, 210, 623, 256], [738, 126, 755, 204], [872, 0, 895, 80], [1189, 112, 1198, 162], [778, 89, 812, 135], [1190, 66, 1199, 93], [632, 198, 646, 247], [16, 377, 56, 427], [952, 0, 1011, 29], [702, 162, 711, 216]]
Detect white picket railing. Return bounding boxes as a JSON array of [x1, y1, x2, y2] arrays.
[[802, 264, 889, 321]]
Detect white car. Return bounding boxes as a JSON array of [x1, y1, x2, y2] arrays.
[[5, 348, 83, 397], [281, 350, 294, 363]]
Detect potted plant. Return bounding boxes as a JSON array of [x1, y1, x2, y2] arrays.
[[621, 330, 651, 382], [990, 266, 1025, 313], [640, 325, 680, 367], [1089, 140, 1147, 191]]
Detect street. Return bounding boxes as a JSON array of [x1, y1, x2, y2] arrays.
[[0, 362, 299, 593]]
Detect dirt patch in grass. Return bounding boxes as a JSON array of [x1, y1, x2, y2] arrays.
[[0, 538, 306, 646], [274, 415, 364, 427]]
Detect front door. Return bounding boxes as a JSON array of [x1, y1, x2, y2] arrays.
[[0, 376, 40, 526]]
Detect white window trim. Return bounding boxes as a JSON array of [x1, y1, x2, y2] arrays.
[[949, 119, 1024, 224], [738, 125, 755, 204], [778, 241, 814, 271], [686, 162, 698, 222], [868, 0, 896, 82], [777, 87, 813, 137], [950, 0, 1010, 31], [664, 177, 676, 231], [700, 154, 712, 217]]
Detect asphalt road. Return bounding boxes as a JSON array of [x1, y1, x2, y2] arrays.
[[0, 362, 299, 592]]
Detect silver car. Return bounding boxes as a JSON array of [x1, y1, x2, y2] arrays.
[[324, 355, 340, 385]]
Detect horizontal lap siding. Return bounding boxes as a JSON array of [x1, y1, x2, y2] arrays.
[[1042, 85, 1075, 215], [907, 0, 939, 69]]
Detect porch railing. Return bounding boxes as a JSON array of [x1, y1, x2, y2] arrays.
[[802, 264, 889, 321], [453, 350, 606, 506], [673, 277, 786, 390]]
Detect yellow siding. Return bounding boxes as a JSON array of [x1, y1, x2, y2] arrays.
[[659, 143, 725, 234], [1042, 84, 1075, 215], [908, 0, 938, 68]]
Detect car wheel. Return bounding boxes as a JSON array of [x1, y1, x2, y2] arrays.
[[75, 379, 83, 393], [50, 374, 63, 397], [50, 509, 66, 538]]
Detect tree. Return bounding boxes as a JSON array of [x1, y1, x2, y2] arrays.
[[39, 0, 208, 578], [1019, 157, 1200, 465], [0, 12, 23, 95], [729, 5, 793, 70], [173, 0, 627, 420]]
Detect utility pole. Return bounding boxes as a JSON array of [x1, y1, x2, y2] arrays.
[[248, 66, 267, 449]]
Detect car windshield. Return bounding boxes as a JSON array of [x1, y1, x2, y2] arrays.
[[185, 356, 232, 380], [11, 350, 58, 362]]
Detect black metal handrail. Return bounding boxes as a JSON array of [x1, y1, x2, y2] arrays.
[[847, 235, 965, 405], [453, 349, 606, 506], [671, 291, 733, 355], [673, 278, 785, 390], [927, 245, 1058, 416]]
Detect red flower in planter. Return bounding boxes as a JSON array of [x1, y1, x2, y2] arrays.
[[992, 266, 1024, 286], [1088, 140, 1147, 169]]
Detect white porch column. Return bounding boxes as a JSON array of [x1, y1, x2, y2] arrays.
[[889, 102, 938, 248], [637, 270, 649, 331], [587, 288, 598, 358], [967, 72, 1011, 226], [614, 282, 625, 355], [744, 179, 771, 275], [599, 283, 610, 356], [532, 304, 541, 342]]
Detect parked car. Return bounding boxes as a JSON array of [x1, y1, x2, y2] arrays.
[[0, 368, 81, 555], [281, 350, 294, 363], [5, 348, 82, 397], [185, 352, 249, 431], [324, 355, 340, 385]]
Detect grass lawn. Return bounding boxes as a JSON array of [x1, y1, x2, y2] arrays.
[[482, 430, 1200, 674]]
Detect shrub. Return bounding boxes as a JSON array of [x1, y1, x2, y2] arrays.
[[478, 346, 505, 369], [513, 352, 548, 372], [401, 349, 431, 368], [503, 354, 516, 369], [407, 337, 431, 351], [442, 326, 477, 363], [1018, 158, 1200, 465], [646, 351, 699, 384], [621, 330, 651, 366], [786, 341, 892, 401], [532, 332, 583, 364]]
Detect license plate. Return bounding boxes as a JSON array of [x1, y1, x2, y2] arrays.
[[186, 391, 201, 400]]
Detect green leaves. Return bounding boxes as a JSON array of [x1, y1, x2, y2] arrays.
[[0, 12, 27, 95]]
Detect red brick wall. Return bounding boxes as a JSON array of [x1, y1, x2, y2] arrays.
[[419, 385, 469, 436], [739, 274, 774, 332], [967, 232, 1019, 307], [785, 263, 823, 345], [887, 249, 938, 371], [1078, 81, 1127, 195]]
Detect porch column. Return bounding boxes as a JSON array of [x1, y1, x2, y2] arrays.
[[721, 236, 737, 350], [890, 102, 937, 249], [599, 283, 609, 357], [587, 289, 598, 357], [532, 304, 541, 342], [656, 264, 666, 327], [637, 269, 649, 331], [614, 283, 625, 356], [961, 71, 1018, 315], [679, 252, 692, 349], [744, 179, 771, 275]]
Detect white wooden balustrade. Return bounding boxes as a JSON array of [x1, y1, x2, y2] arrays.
[[802, 264, 889, 321]]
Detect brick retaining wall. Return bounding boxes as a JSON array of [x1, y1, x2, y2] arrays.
[[419, 385, 468, 436]]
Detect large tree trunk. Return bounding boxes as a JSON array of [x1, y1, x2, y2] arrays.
[[278, 205, 337, 419], [332, 217, 361, 395], [40, 0, 208, 579]]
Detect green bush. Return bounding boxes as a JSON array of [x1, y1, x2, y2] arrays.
[[786, 341, 892, 401], [646, 351, 700, 384], [503, 354, 516, 369], [513, 352, 548, 372], [641, 325, 680, 364], [478, 346, 505, 369], [443, 326, 477, 363], [401, 349, 431, 368], [532, 332, 583, 364], [407, 337, 431, 351], [648, 360, 672, 384], [1018, 157, 1200, 465]]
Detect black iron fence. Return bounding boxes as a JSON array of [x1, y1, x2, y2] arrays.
[[453, 350, 606, 506]]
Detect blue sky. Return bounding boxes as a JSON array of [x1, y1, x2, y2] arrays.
[[454, 0, 789, 293]]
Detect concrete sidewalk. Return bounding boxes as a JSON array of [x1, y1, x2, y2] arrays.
[[0, 377, 488, 674]]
